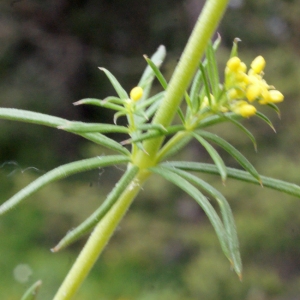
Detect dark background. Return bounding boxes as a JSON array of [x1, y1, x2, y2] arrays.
[[1, 0, 300, 299]]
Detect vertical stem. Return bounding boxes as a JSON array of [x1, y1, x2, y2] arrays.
[[53, 1, 230, 299], [134, 0, 230, 168], [52, 170, 150, 300]]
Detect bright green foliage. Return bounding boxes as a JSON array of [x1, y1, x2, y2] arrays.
[[0, 1, 297, 299]]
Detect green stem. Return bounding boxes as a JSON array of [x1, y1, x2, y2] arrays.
[[134, 0, 230, 168], [52, 169, 150, 300], [52, 1, 230, 298], [156, 131, 192, 163]]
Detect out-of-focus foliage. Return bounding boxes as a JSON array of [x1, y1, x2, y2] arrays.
[[1, 0, 300, 299]]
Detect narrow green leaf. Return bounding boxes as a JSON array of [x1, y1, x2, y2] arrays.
[[137, 123, 167, 132], [163, 161, 300, 198], [121, 125, 184, 145], [0, 108, 66, 128], [255, 111, 276, 132], [267, 102, 281, 117], [167, 167, 242, 277], [0, 155, 130, 215], [58, 121, 129, 134], [52, 165, 139, 251], [20, 280, 42, 300], [143, 55, 168, 89], [199, 63, 212, 106], [197, 130, 261, 183], [150, 166, 230, 260], [99, 68, 129, 99], [157, 134, 192, 162], [189, 69, 203, 113], [79, 132, 130, 155], [221, 113, 257, 150], [113, 111, 127, 124], [136, 91, 165, 111], [74, 98, 126, 112], [121, 131, 164, 145], [134, 46, 166, 125], [189, 35, 221, 115], [102, 96, 125, 105], [192, 132, 227, 182], [0, 108, 130, 155], [197, 112, 242, 129], [138, 45, 166, 94], [177, 107, 185, 124], [144, 98, 162, 121], [184, 91, 193, 110], [205, 40, 220, 98]]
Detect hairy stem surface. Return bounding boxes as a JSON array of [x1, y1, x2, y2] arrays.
[[53, 169, 150, 300]]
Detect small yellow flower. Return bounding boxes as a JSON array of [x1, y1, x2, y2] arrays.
[[239, 103, 257, 117], [228, 88, 244, 100], [269, 90, 284, 103], [130, 86, 143, 102], [227, 57, 241, 72], [246, 84, 261, 102], [233, 101, 257, 118], [238, 62, 247, 73], [250, 56, 266, 74]]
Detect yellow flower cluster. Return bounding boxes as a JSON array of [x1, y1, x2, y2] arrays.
[[225, 56, 284, 117]]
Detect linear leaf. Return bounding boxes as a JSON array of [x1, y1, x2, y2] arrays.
[[255, 111, 276, 132], [197, 130, 261, 183], [58, 121, 129, 134], [163, 161, 300, 198], [190, 69, 203, 113], [0, 155, 130, 215], [267, 102, 280, 117], [199, 63, 212, 106], [0, 108, 130, 155], [166, 167, 242, 277], [20, 280, 42, 300], [121, 125, 184, 145], [197, 112, 242, 129], [74, 98, 126, 112], [99, 68, 129, 99], [205, 40, 220, 98], [144, 98, 162, 121], [189, 35, 221, 115], [143, 55, 168, 89], [137, 123, 167, 132], [150, 166, 230, 260], [221, 113, 257, 150], [138, 45, 166, 96], [192, 132, 227, 182], [157, 134, 192, 162], [0, 108, 66, 127], [135, 91, 165, 112], [52, 164, 139, 251]]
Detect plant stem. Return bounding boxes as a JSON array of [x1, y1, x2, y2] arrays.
[[134, 0, 230, 168], [53, 1, 230, 298], [52, 169, 150, 300]]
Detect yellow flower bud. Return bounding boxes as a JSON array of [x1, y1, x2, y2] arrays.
[[232, 101, 256, 117], [250, 56, 266, 74], [228, 88, 244, 100], [238, 62, 247, 73], [246, 84, 261, 102], [130, 86, 143, 102], [269, 90, 284, 103], [235, 71, 248, 83], [227, 57, 241, 72], [238, 103, 257, 117]]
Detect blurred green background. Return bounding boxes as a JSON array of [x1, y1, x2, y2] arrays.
[[1, 0, 300, 299]]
